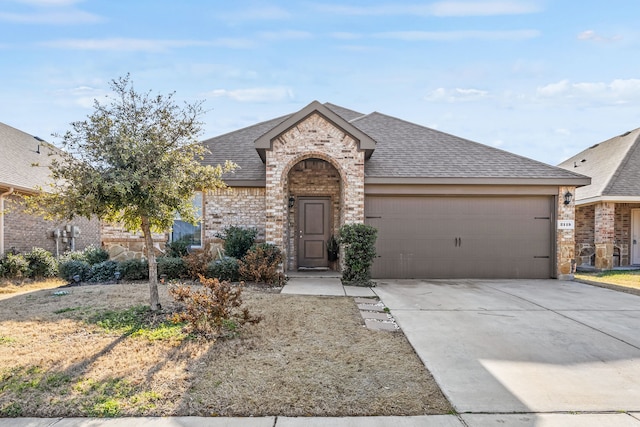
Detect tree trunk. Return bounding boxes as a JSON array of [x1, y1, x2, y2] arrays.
[[141, 216, 161, 311]]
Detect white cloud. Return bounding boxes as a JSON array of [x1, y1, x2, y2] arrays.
[[430, 1, 542, 16], [8, 0, 82, 6], [219, 6, 291, 21], [39, 38, 213, 52], [312, 1, 541, 16], [51, 85, 106, 109], [425, 87, 490, 102], [330, 32, 363, 40], [536, 78, 640, 105], [207, 87, 295, 103], [258, 30, 313, 41], [578, 30, 622, 43], [0, 10, 101, 24], [375, 29, 540, 41]]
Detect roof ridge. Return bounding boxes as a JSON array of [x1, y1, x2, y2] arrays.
[[602, 129, 640, 194]]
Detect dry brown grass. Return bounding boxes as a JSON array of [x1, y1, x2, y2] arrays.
[[0, 282, 451, 417], [575, 270, 640, 296], [0, 278, 66, 299]]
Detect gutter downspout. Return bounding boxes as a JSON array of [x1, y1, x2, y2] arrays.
[[0, 187, 15, 256]]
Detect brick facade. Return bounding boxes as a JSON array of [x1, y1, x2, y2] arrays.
[[264, 112, 365, 270], [203, 187, 266, 243], [575, 202, 640, 268], [3, 194, 101, 256]]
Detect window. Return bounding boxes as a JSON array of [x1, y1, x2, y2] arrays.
[[171, 192, 202, 247]]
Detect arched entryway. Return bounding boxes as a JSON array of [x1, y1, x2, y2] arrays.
[[285, 157, 342, 271]]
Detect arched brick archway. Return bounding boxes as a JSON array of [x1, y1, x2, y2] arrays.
[[262, 112, 365, 272]]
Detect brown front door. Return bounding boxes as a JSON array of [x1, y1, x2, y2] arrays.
[[298, 198, 330, 268]]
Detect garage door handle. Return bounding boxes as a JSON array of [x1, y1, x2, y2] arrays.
[[454, 237, 461, 247]]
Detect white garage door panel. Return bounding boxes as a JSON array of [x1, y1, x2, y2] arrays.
[[365, 196, 553, 279]]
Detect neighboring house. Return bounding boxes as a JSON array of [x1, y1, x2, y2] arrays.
[[191, 101, 588, 280], [0, 122, 100, 256], [558, 128, 640, 270]]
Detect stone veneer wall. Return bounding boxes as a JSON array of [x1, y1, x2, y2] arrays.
[[594, 202, 616, 270], [286, 159, 341, 270], [4, 194, 101, 256], [101, 224, 167, 261], [203, 187, 266, 244], [556, 186, 576, 279], [264, 112, 365, 268]]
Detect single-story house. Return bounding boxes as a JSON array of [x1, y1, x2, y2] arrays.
[[191, 101, 589, 280], [0, 122, 100, 256], [558, 128, 640, 270]]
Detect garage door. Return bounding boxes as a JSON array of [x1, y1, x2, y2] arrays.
[[365, 196, 553, 279]]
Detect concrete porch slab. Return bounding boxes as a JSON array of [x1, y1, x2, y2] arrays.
[[281, 277, 345, 296]]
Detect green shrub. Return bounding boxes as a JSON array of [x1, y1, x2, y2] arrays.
[[82, 245, 109, 265], [238, 243, 284, 285], [165, 240, 190, 258], [24, 248, 58, 278], [118, 259, 149, 281], [89, 260, 120, 282], [60, 245, 109, 266], [206, 257, 240, 282], [157, 257, 187, 280], [58, 259, 91, 282], [217, 226, 257, 259], [338, 223, 378, 286], [0, 253, 30, 279], [169, 274, 261, 338]]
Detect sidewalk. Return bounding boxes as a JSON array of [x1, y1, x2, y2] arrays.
[[5, 413, 640, 426]]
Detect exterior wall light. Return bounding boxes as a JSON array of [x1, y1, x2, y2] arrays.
[[563, 191, 573, 205], [288, 196, 295, 208]]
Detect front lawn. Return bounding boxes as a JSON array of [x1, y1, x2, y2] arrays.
[[575, 270, 640, 295], [0, 282, 451, 417]]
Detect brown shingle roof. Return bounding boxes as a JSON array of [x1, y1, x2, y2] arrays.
[[558, 128, 640, 202], [201, 102, 589, 186], [0, 122, 60, 192]]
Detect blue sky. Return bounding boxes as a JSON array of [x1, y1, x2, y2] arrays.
[[1, 0, 640, 165]]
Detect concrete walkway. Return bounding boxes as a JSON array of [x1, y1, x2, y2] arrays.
[[5, 278, 640, 426]]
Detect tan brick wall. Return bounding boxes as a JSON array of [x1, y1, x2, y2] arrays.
[[203, 187, 266, 243], [3, 195, 101, 256], [264, 112, 365, 268], [575, 205, 595, 266], [556, 186, 576, 278]]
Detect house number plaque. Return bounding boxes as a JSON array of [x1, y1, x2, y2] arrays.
[[558, 220, 575, 230]]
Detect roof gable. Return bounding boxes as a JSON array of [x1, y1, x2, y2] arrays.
[[200, 102, 590, 186], [254, 101, 376, 162], [558, 128, 640, 202]]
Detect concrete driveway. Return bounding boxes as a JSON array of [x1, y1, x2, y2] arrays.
[[374, 279, 640, 415]]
